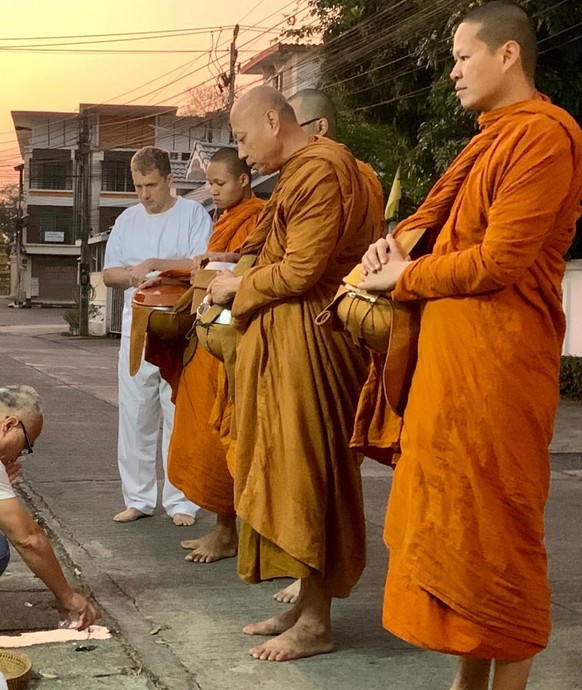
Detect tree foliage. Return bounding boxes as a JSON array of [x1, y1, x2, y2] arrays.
[[292, 0, 582, 222], [181, 85, 229, 117], [0, 184, 18, 246]]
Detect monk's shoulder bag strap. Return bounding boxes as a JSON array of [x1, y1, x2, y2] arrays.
[[315, 227, 426, 354]]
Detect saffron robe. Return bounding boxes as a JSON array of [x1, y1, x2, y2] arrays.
[[382, 97, 582, 657], [231, 139, 379, 597], [166, 197, 265, 515], [357, 160, 385, 237]]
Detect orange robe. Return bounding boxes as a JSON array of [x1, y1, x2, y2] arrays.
[[231, 139, 378, 597], [382, 97, 582, 658], [357, 159, 385, 237], [166, 197, 265, 515]]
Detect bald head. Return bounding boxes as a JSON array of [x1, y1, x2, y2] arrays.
[[209, 147, 251, 179], [460, 1, 537, 82], [206, 147, 252, 210], [288, 89, 338, 140], [230, 85, 308, 175], [231, 85, 297, 125]]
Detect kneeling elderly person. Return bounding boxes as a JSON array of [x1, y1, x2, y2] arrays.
[[0, 385, 97, 630]]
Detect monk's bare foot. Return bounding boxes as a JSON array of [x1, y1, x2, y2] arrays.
[[243, 605, 300, 636], [273, 579, 301, 604], [172, 513, 196, 527], [184, 525, 238, 563], [180, 539, 199, 550], [249, 618, 334, 662], [113, 508, 148, 523]]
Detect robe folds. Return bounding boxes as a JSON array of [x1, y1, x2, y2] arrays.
[[166, 197, 265, 516], [356, 160, 385, 237], [382, 96, 582, 658], [231, 139, 379, 597]]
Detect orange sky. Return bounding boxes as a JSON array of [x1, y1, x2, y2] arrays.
[[0, 0, 308, 184]]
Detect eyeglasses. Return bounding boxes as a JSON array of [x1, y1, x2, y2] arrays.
[[17, 420, 34, 456], [298, 117, 321, 128]]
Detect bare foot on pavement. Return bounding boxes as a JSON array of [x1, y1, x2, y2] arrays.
[[113, 508, 149, 523], [182, 524, 237, 563], [273, 579, 301, 604], [172, 513, 196, 527]]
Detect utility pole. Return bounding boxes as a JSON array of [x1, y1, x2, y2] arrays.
[[13, 163, 24, 307], [75, 110, 91, 336], [227, 24, 240, 113]]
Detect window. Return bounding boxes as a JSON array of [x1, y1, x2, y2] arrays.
[[102, 152, 134, 192], [29, 149, 73, 190], [26, 206, 74, 244]]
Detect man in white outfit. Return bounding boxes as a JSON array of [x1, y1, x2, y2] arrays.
[[103, 146, 212, 525]]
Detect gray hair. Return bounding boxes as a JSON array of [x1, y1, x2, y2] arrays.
[[0, 385, 43, 426]]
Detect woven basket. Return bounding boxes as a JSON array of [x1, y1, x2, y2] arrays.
[[0, 649, 32, 690]]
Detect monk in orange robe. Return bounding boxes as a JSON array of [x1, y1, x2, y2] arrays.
[[359, 4, 582, 689], [262, 87, 386, 607], [164, 148, 264, 563], [207, 85, 378, 662], [289, 88, 385, 235]]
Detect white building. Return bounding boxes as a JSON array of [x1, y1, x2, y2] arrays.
[[11, 104, 230, 306]]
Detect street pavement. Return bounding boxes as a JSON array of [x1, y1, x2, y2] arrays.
[[0, 298, 581, 690]]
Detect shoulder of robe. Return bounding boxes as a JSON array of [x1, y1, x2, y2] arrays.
[[507, 111, 582, 153]]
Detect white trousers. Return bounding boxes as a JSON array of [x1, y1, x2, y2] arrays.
[[117, 336, 198, 517]]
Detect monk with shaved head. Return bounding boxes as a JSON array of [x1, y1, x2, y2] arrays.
[[265, 87, 384, 608], [207, 84, 378, 661], [289, 88, 385, 244], [359, 2, 582, 689]]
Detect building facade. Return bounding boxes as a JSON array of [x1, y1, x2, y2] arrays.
[[11, 104, 230, 306]]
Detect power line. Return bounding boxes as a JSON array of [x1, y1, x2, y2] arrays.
[[0, 25, 280, 42], [0, 2, 309, 164]]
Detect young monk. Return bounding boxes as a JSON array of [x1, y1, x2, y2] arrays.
[[164, 148, 264, 563], [207, 85, 378, 662], [359, 3, 582, 689]]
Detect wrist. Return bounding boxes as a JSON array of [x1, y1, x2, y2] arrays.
[[55, 585, 76, 608]]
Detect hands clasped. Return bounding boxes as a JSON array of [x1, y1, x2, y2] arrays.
[[129, 258, 157, 287], [358, 234, 411, 292]]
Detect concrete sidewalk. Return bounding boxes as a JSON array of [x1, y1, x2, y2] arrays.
[[0, 302, 581, 689]]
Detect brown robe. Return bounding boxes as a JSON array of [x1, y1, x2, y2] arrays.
[[231, 138, 379, 597]]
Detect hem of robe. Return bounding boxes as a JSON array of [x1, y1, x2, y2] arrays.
[[383, 549, 546, 660], [167, 463, 235, 515], [237, 521, 355, 599]]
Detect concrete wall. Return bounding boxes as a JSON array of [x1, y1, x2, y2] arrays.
[[563, 260, 582, 357]]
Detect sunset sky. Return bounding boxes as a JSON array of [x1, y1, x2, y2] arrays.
[[0, 0, 310, 184]]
